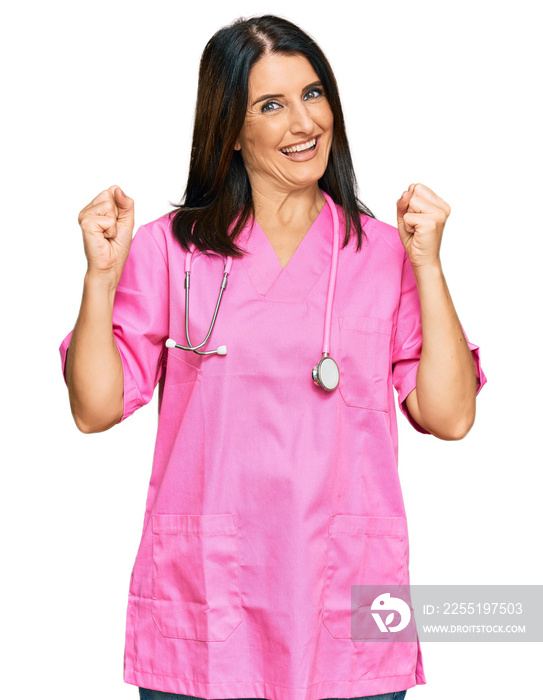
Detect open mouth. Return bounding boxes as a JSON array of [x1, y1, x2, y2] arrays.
[[280, 136, 318, 156]]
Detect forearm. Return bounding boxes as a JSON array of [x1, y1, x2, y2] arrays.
[[65, 271, 124, 433], [413, 262, 478, 439]]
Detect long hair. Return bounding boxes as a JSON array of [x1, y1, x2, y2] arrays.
[[167, 15, 375, 257]]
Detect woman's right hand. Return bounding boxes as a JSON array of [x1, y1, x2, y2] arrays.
[[67, 184, 134, 432], [77, 185, 135, 283]]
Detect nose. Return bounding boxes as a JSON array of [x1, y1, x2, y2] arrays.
[[289, 100, 315, 135]]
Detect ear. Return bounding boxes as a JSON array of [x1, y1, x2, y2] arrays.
[[234, 141, 241, 151]]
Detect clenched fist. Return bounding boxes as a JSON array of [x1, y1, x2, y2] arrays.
[[396, 183, 451, 270], [77, 185, 135, 283]]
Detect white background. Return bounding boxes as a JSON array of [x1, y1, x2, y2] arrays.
[[2, 0, 541, 698]]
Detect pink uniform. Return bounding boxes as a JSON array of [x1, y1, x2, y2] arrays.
[[60, 198, 487, 699]]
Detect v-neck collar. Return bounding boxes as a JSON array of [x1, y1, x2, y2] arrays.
[[237, 198, 333, 304]]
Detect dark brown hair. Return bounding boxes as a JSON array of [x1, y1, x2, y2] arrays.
[[167, 15, 375, 257]]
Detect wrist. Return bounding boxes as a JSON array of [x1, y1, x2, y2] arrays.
[[84, 267, 122, 294], [411, 259, 444, 281]]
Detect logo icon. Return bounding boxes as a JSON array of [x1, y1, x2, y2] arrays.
[[371, 592, 411, 633]]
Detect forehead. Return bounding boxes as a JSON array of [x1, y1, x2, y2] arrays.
[[247, 53, 320, 94]]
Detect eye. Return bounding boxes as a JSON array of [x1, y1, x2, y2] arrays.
[[261, 100, 282, 113], [304, 87, 324, 101]]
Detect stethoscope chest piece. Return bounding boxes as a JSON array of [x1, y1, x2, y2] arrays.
[[312, 355, 340, 392]]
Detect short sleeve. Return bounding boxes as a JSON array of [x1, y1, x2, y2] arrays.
[[391, 252, 487, 434], [59, 224, 169, 423]]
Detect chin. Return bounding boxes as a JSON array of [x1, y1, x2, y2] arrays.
[[289, 164, 329, 188]]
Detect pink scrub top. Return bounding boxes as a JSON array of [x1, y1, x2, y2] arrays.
[[59, 201, 486, 699]]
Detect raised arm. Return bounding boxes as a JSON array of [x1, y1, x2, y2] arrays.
[[65, 185, 134, 433], [396, 183, 479, 440]]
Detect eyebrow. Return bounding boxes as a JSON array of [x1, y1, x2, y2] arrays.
[[251, 81, 324, 107]]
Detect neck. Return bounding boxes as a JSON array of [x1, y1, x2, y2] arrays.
[[250, 183, 326, 229]]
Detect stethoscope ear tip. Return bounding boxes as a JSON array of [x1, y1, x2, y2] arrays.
[[165, 338, 177, 348], [216, 345, 227, 355]]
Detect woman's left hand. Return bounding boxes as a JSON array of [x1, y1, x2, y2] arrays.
[[396, 183, 451, 270]]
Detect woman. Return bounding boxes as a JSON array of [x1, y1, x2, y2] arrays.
[[60, 14, 486, 700]]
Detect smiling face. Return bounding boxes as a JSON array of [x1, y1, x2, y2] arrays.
[[234, 53, 334, 195]]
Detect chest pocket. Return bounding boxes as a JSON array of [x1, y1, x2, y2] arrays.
[[338, 316, 392, 411]]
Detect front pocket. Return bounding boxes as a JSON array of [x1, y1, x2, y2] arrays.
[[322, 514, 409, 640], [151, 513, 242, 641], [338, 316, 392, 411]]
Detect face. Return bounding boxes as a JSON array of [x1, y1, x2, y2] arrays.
[[234, 53, 334, 194]]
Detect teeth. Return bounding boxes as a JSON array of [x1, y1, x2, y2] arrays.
[[281, 138, 316, 154]]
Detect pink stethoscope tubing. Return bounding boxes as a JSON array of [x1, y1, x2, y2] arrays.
[[166, 189, 340, 390]]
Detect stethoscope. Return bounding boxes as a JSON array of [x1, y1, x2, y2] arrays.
[[166, 190, 340, 391]]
